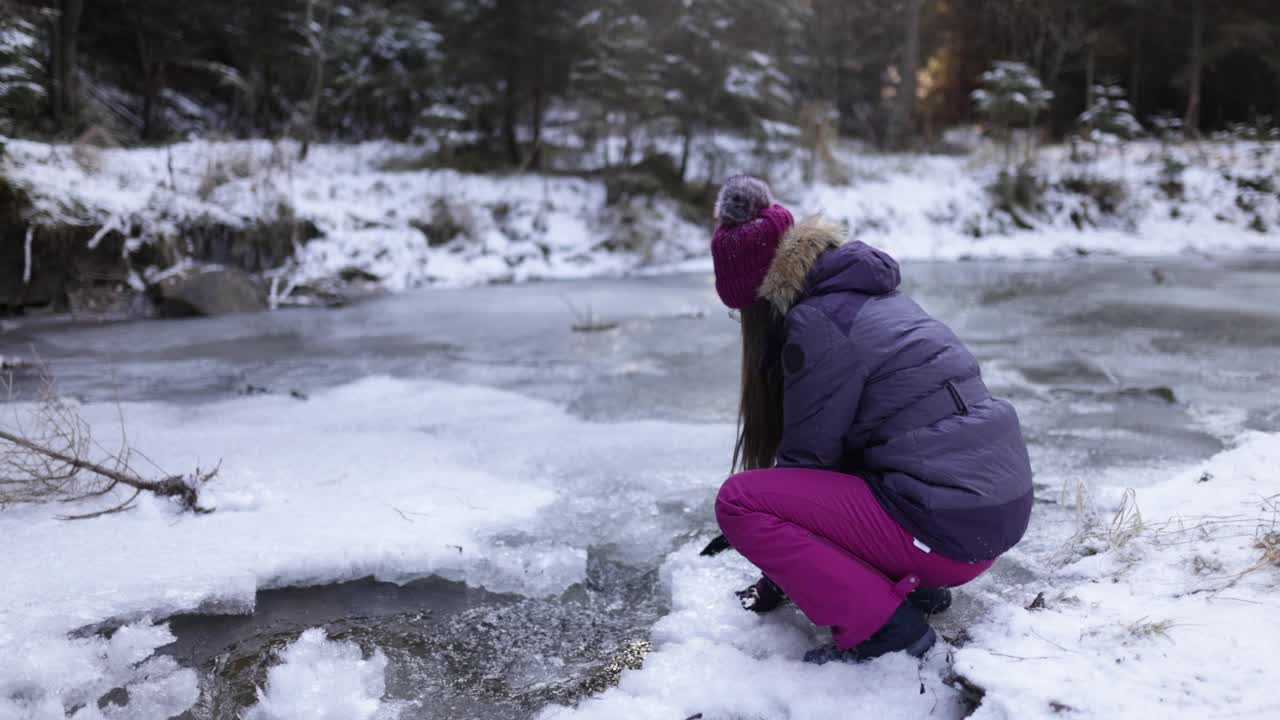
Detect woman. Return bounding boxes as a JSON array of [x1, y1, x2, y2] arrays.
[[709, 176, 1033, 665]]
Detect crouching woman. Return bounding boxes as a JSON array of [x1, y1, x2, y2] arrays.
[[708, 176, 1034, 664]]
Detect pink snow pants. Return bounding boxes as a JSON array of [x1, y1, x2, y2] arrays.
[[715, 467, 992, 649]]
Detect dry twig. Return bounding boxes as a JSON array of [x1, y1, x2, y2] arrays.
[[1, 367, 217, 516]]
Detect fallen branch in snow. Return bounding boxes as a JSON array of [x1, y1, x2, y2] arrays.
[[0, 369, 217, 516], [86, 215, 120, 250]]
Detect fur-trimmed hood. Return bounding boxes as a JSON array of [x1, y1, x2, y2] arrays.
[[757, 216, 902, 313]]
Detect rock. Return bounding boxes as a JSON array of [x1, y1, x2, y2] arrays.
[[150, 267, 267, 317], [337, 266, 382, 283], [180, 217, 323, 273], [409, 197, 472, 247], [1115, 386, 1178, 404]]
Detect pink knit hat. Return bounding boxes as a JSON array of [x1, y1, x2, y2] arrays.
[[711, 176, 794, 309]]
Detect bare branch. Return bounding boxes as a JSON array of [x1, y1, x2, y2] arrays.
[[57, 488, 143, 521], [1, 363, 217, 516]]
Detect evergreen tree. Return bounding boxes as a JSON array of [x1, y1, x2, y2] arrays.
[[972, 61, 1055, 168], [0, 12, 46, 135], [1078, 83, 1143, 146], [571, 0, 665, 166], [321, 4, 444, 141], [438, 0, 587, 169]]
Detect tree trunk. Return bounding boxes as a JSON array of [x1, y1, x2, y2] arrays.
[[135, 24, 164, 141], [622, 122, 634, 167], [678, 123, 693, 182], [299, 0, 328, 161], [528, 58, 545, 171], [1085, 38, 1096, 113], [887, 0, 924, 149], [140, 68, 166, 141], [1184, 0, 1204, 139], [501, 70, 521, 166], [1129, 19, 1143, 117], [51, 0, 84, 128]]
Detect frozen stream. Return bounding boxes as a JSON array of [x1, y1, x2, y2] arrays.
[[4, 254, 1280, 718]]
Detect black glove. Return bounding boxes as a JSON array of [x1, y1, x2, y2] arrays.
[[700, 534, 732, 556], [736, 575, 788, 613]]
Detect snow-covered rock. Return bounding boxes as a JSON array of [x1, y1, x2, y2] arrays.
[[151, 265, 267, 317]]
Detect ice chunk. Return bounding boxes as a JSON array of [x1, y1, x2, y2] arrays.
[[0, 620, 196, 720], [242, 628, 396, 720]]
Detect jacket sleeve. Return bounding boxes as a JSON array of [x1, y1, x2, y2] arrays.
[[774, 304, 868, 470]]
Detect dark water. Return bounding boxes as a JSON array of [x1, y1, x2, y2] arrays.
[[6, 254, 1280, 718], [166, 553, 664, 720]]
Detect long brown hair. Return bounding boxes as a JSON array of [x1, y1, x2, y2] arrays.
[[731, 301, 785, 472]]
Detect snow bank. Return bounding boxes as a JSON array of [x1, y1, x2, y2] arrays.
[[801, 142, 1280, 261], [0, 137, 707, 298], [242, 629, 397, 720], [3, 136, 1276, 304], [537, 544, 970, 720], [957, 431, 1280, 719]]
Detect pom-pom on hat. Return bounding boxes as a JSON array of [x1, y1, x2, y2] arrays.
[[711, 176, 794, 309]]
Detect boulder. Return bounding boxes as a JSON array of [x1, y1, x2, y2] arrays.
[[150, 266, 267, 317]]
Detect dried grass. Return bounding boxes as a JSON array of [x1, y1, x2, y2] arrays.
[[1067, 485, 1144, 559], [196, 146, 261, 200], [1126, 617, 1177, 640]]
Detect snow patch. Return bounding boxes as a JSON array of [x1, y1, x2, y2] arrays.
[[538, 544, 969, 720], [957, 431, 1280, 719], [242, 629, 397, 720]]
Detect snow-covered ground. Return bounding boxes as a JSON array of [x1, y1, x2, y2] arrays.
[[537, 544, 970, 720], [535, 433, 1280, 720], [807, 141, 1280, 260], [3, 136, 1277, 303], [957, 432, 1280, 719]]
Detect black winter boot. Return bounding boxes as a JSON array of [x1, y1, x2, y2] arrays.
[[907, 586, 952, 615], [736, 575, 787, 613], [802, 599, 937, 665]]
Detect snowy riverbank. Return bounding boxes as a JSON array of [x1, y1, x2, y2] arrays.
[[2, 136, 1278, 310]]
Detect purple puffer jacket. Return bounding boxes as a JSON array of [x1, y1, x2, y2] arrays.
[[758, 217, 1033, 562]]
